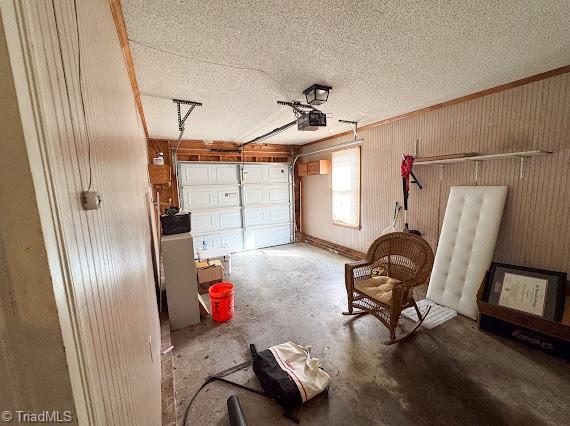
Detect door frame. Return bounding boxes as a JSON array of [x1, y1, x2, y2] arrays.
[[1, 1, 93, 423]]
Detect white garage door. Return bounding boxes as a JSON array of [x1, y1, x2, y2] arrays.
[[177, 163, 293, 253]]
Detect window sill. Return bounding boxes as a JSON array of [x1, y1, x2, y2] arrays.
[[332, 220, 361, 230]]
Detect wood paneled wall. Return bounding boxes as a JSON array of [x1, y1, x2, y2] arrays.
[[301, 72, 570, 274], [148, 138, 178, 210], [6, 0, 162, 423]]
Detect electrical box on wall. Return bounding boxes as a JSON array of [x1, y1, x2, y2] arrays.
[[81, 191, 102, 211]]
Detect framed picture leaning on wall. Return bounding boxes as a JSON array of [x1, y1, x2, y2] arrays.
[[486, 262, 566, 321]]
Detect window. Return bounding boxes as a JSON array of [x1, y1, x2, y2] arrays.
[[331, 147, 360, 228]]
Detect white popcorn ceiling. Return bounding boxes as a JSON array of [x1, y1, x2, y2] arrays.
[[123, 0, 570, 145]]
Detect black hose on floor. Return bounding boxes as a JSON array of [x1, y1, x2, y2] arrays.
[[182, 376, 267, 425], [227, 395, 248, 426]]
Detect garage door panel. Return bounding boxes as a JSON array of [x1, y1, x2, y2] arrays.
[[215, 166, 239, 184], [193, 234, 216, 254], [182, 189, 215, 210], [243, 209, 265, 226], [269, 206, 290, 223], [243, 165, 265, 183], [191, 209, 241, 233], [268, 186, 289, 203], [244, 205, 290, 227], [267, 165, 289, 182], [182, 186, 240, 209], [179, 165, 209, 185], [243, 187, 263, 205], [244, 224, 291, 249], [243, 184, 290, 205], [192, 229, 244, 255], [218, 188, 240, 207], [243, 165, 289, 184], [191, 213, 218, 233], [179, 164, 238, 185], [219, 231, 244, 252], [219, 211, 242, 229]]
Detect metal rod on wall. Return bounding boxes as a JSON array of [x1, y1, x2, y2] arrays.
[[292, 138, 364, 167], [291, 138, 364, 239]]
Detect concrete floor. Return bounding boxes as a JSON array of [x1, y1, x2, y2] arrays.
[[172, 243, 570, 426]]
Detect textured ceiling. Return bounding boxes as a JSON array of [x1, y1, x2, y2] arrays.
[[123, 1, 570, 145]]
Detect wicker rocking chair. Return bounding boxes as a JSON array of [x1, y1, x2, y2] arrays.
[[343, 232, 435, 344]]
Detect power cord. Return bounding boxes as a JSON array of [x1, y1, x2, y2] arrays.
[[51, 0, 94, 191], [72, 0, 93, 190]]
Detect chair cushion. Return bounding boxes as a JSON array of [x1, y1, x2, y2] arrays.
[[355, 276, 401, 305]]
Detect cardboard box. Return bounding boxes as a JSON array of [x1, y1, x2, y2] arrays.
[[198, 247, 231, 274], [195, 260, 223, 293]]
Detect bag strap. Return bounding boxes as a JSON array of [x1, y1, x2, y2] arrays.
[[250, 343, 258, 358]]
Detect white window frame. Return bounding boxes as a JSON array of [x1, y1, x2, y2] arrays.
[[331, 147, 361, 229]]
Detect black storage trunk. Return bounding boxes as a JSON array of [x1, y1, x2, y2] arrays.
[[160, 213, 191, 235], [479, 314, 570, 359]]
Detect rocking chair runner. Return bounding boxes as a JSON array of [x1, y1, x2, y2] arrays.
[[343, 232, 435, 344]]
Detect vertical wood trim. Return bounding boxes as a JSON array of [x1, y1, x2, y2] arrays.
[[1, 1, 93, 423], [107, 0, 148, 138]]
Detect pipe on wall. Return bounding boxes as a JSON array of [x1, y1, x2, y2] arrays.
[[291, 138, 363, 239]]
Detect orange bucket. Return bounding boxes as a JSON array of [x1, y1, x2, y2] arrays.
[[208, 282, 234, 322]]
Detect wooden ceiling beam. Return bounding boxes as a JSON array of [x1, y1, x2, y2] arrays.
[[149, 138, 299, 155]]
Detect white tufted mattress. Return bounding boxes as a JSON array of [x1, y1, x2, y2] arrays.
[[426, 186, 508, 320]]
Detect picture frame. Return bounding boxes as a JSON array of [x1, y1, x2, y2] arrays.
[[485, 262, 566, 321]]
